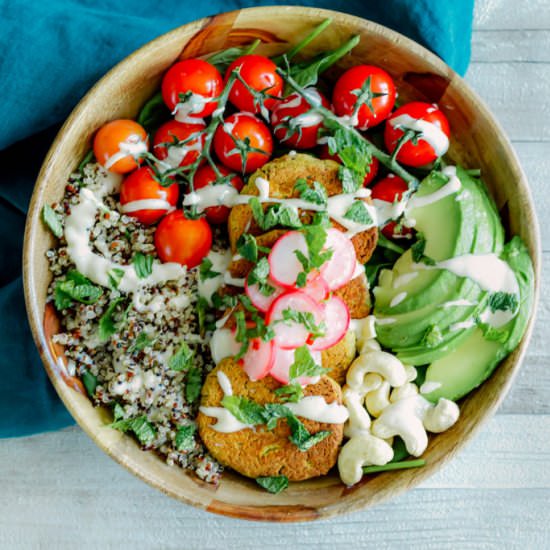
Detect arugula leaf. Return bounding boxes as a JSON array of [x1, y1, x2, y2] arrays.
[[128, 332, 155, 353], [274, 383, 304, 403], [199, 257, 221, 282], [294, 178, 328, 206], [288, 346, 328, 380], [207, 39, 260, 72], [42, 205, 63, 238], [281, 310, 326, 340], [185, 367, 202, 404], [137, 91, 171, 134], [362, 459, 425, 474], [488, 292, 519, 313], [421, 325, 443, 348], [169, 342, 194, 371], [344, 201, 373, 225], [221, 395, 267, 425], [132, 253, 154, 279], [237, 233, 259, 263], [108, 268, 125, 289], [175, 425, 196, 452], [98, 297, 125, 342], [81, 370, 97, 399], [256, 475, 289, 494], [54, 271, 103, 310], [78, 149, 95, 174], [377, 233, 406, 255], [273, 18, 331, 64]]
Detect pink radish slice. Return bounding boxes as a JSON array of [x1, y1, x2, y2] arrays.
[[301, 275, 329, 303], [269, 345, 322, 386], [242, 338, 275, 381], [309, 296, 350, 351], [268, 231, 309, 288], [244, 277, 285, 313], [320, 228, 357, 290], [266, 290, 324, 350]]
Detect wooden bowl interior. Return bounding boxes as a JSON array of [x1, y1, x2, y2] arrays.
[[23, 6, 540, 522]]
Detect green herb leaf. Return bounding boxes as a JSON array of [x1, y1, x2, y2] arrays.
[[199, 257, 221, 282], [54, 271, 103, 310], [221, 395, 267, 425], [256, 475, 289, 494], [78, 149, 95, 174], [169, 342, 194, 372], [286, 414, 330, 451], [237, 233, 259, 263], [294, 178, 328, 206], [128, 332, 155, 353], [81, 370, 97, 399], [207, 39, 260, 72], [274, 383, 304, 403], [197, 296, 209, 335], [42, 205, 63, 238], [288, 346, 328, 380], [113, 403, 125, 421], [247, 257, 275, 297], [132, 253, 154, 279], [362, 459, 425, 475], [175, 425, 196, 452], [281, 310, 326, 340], [137, 91, 170, 134], [185, 367, 202, 404], [108, 268, 125, 289], [343, 200, 373, 225], [410, 233, 435, 266], [277, 205, 303, 228], [108, 414, 156, 447], [98, 297, 125, 342], [295, 429, 331, 451], [488, 292, 519, 313]]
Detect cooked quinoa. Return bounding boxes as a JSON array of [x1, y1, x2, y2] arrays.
[[46, 163, 223, 483]]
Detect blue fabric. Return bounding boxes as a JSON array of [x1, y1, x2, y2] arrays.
[[0, 0, 474, 437]]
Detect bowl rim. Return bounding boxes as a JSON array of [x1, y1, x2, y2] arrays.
[[23, 5, 541, 522]]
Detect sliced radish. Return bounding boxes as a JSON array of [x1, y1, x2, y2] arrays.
[[309, 296, 350, 351], [242, 338, 275, 381], [301, 275, 330, 302], [268, 231, 309, 288], [266, 290, 324, 349], [269, 345, 322, 386], [319, 228, 357, 290], [244, 277, 285, 313]]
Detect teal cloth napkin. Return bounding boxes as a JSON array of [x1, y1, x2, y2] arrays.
[[0, 0, 474, 437]]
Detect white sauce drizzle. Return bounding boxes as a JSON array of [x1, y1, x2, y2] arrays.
[[407, 166, 461, 211], [104, 135, 148, 170], [197, 250, 232, 304], [390, 114, 450, 157], [441, 299, 476, 308], [449, 319, 476, 332], [420, 381, 442, 394], [375, 317, 397, 325], [209, 328, 240, 365], [173, 92, 212, 119], [285, 396, 349, 424], [389, 292, 407, 308], [121, 199, 173, 213], [392, 271, 419, 289]]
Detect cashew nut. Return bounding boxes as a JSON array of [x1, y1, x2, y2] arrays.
[[338, 434, 394, 486], [371, 396, 429, 457], [423, 398, 460, 433], [365, 380, 391, 417], [390, 382, 419, 403], [343, 388, 371, 439], [347, 351, 408, 389], [404, 365, 418, 382]]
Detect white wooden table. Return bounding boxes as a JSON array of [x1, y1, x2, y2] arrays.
[[2, 1, 549, 548]]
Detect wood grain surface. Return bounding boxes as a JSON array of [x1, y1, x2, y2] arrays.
[[3, 0, 549, 547]]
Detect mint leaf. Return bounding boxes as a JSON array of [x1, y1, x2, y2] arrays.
[[410, 233, 435, 266], [294, 429, 331, 451], [98, 298, 126, 342], [221, 395, 267, 425], [237, 233, 259, 263], [108, 414, 156, 447], [277, 205, 302, 228], [169, 342, 194, 371], [288, 346, 328, 380], [133, 253, 154, 279], [488, 292, 519, 313], [274, 383, 304, 403], [256, 475, 289, 494], [286, 414, 331, 451], [175, 425, 196, 452], [281, 309, 326, 340], [344, 200, 373, 225], [199, 257, 221, 282], [54, 271, 103, 310], [185, 367, 202, 404], [247, 257, 275, 297], [81, 370, 97, 398], [42, 204, 63, 238], [294, 178, 328, 206], [128, 332, 155, 353], [108, 268, 125, 289]]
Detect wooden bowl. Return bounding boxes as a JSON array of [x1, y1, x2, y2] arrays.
[[23, 6, 540, 521]]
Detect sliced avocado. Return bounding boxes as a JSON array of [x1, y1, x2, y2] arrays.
[[422, 237, 534, 402]]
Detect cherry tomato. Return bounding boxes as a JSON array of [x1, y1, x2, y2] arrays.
[[153, 120, 206, 168], [332, 65, 396, 130], [119, 167, 178, 226], [154, 210, 212, 268], [270, 89, 330, 149], [226, 55, 283, 114], [193, 164, 244, 224], [213, 112, 273, 173], [93, 119, 148, 174], [384, 102, 450, 167], [371, 175, 414, 240], [161, 59, 223, 118], [318, 143, 380, 186]]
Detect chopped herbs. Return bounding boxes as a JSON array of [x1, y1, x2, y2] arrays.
[[488, 291, 519, 313], [247, 257, 275, 297], [410, 233, 435, 265], [287, 414, 331, 451], [294, 178, 328, 206], [288, 345, 328, 380], [281, 310, 326, 340], [221, 395, 266, 425], [81, 370, 97, 399], [54, 270, 103, 310], [108, 413, 156, 447], [343, 200, 373, 225], [108, 267, 125, 289], [249, 197, 303, 230], [274, 383, 304, 403], [98, 297, 126, 342], [128, 332, 155, 353], [294, 224, 333, 284], [42, 204, 63, 238], [185, 367, 202, 404], [132, 253, 154, 279], [237, 233, 259, 263], [256, 475, 289, 494], [168, 342, 194, 371], [175, 425, 196, 452], [199, 257, 221, 282]]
